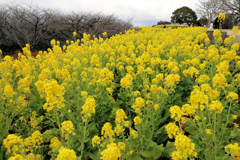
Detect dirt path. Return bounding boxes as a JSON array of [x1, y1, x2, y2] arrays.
[[208, 29, 240, 43]]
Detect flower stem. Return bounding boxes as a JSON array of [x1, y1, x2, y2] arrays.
[[80, 116, 88, 160]]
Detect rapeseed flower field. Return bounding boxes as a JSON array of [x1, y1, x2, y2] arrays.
[[1, 26, 240, 160]]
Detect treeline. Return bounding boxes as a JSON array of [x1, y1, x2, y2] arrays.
[[0, 3, 133, 56]]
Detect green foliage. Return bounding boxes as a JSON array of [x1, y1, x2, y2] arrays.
[[162, 141, 176, 158], [171, 6, 198, 24], [139, 143, 164, 159], [42, 128, 60, 143]]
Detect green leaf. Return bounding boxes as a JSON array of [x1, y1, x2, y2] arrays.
[[146, 140, 157, 148], [216, 146, 226, 158], [154, 125, 169, 144], [129, 138, 139, 148], [233, 134, 240, 142], [126, 100, 134, 106], [204, 149, 211, 160], [230, 130, 237, 138], [118, 92, 127, 99], [162, 141, 176, 158], [87, 122, 97, 132], [139, 143, 164, 159], [42, 129, 59, 143], [140, 147, 155, 158], [185, 120, 198, 135], [127, 153, 143, 160], [153, 144, 164, 159], [145, 129, 153, 140], [84, 137, 90, 143], [115, 99, 123, 107], [194, 143, 203, 154], [87, 151, 99, 160]]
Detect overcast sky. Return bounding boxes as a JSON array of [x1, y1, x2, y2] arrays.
[[1, 0, 200, 26]]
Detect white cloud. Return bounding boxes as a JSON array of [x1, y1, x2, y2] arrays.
[[1, 0, 200, 26]]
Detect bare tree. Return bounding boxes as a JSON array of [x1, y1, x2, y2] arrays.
[[64, 12, 133, 39], [1, 4, 60, 52], [196, 0, 223, 28], [0, 3, 133, 56], [221, 0, 240, 25]]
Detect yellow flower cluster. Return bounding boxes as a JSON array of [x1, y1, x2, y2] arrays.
[[164, 74, 180, 87], [232, 26, 239, 35], [169, 105, 183, 121], [92, 135, 101, 147], [213, 73, 227, 89], [73, 31, 77, 37], [183, 67, 199, 78], [8, 154, 25, 160], [131, 97, 145, 113], [114, 109, 129, 135], [61, 120, 75, 138], [100, 143, 121, 160], [35, 79, 65, 112], [120, 74, 133, 88], [231, 43, 240, 51], [81, 97, 96, 121], [133, 116, 142, 125], [226, 92, 238, 102], [2, 22, 240, 160], [101, 122, 115, 143], [165, 122, 181, 139], [118, 142, 126, 151], [50, 137, 61, 152], [172, 134, 197, 160], [206, 129, 212, 135], [3, 134, 22, 155], [225, 143, 240, 159], [30, 111, 43, 129], [190, 86, 209, 108], [24, 131, 43, 150], [218, 13, 226, 22], [4, 84, 16, 98], [208, 100, 223, 113], [56, 147, 76, 160], [213, 29, 222, 42], [102, 32, 107, 37], [130, 129, 138, 139], [4, 131, 43, 156]]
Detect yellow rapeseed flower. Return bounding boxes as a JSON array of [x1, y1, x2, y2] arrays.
[[218, 13, 226, 22], [56, 147, 76, 160], [133, 116, 142, 125], [92, 135, 101, 147], [225, 143, 240, 159], [81, 97, 96, 120], [101, 122, 115, 142], [130, 129, 138, 139], [165, 122, 181, 139], [118, 142, 126, 151], [206, 129, 212, 135], [50, 137, 61, 152], [61, 121, 74, 134], [100, 143, 121, 160], [226, 92, 238, 102], [174, 134, 197, 159], [170, 105, 183, 121], [8, 154, 25, 160], [73, 31, 77, 37], [232, 26, 239, 35], [4, 85, 15, 98]]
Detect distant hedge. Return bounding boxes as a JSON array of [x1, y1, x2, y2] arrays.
[[154, 25, 188, 28]]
